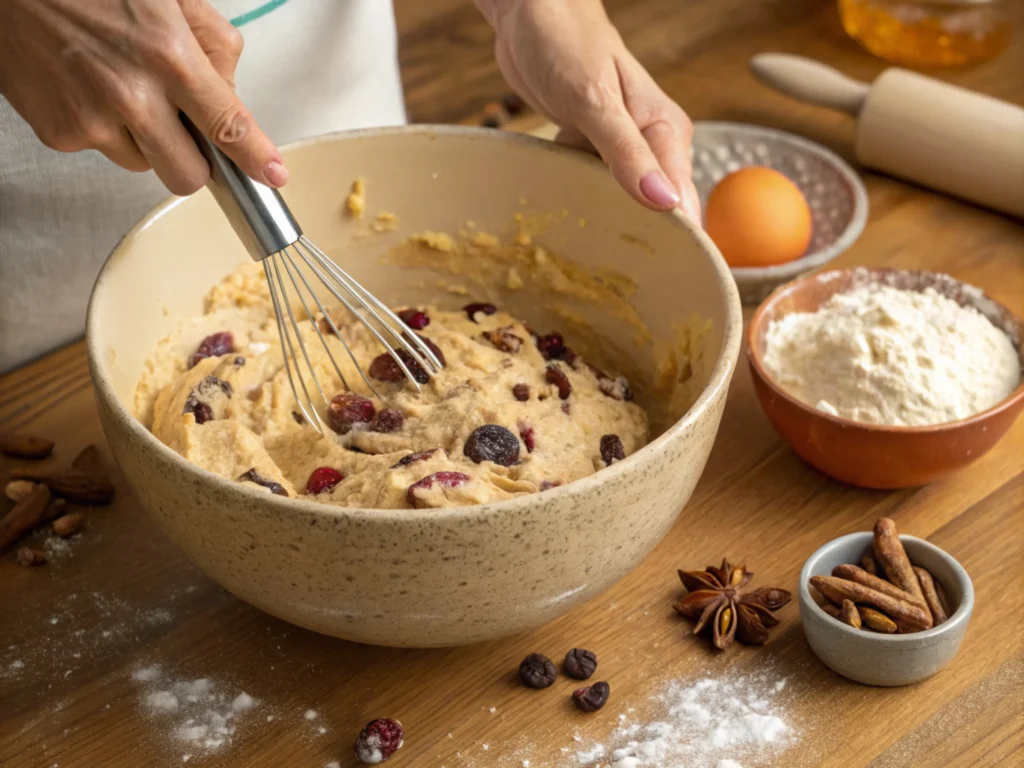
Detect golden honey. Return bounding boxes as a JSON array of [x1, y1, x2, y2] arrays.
[[838, 0, 1012, 67]]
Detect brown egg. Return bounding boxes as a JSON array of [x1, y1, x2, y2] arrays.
[[705, 166, 813, 268]]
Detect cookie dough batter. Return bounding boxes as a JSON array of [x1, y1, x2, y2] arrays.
[[137, 263, 649, 509]]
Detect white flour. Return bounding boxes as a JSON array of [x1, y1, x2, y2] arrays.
[[570, 671, 794, 768], [762, 285, 1020, 426]]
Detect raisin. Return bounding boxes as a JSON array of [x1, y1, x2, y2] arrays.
[[238, 468, 288, 496], [397, 308, 430, 330], [512, 383, 530, 402], [464, 425, 520, 466], [233, 356, 245, 366], [562, 347, 579, 368], [354, 718, 404, 764], [191, 402, 214, 424], [536, 332, 565, 360], [518, 653, 557, 689], [327, 393, 376, 434], [572, 681, 610, 712], [190, 331, 234, 368], [482, 326, 523, 353], [371, 409, 405, 433], [306, 466, 344, 494], [368, 353, 405, 383], [545, 365, 572, 399], [183, 376, 232, 423], [391, 449, 438, 468], [292, 411, 305, 425], [519, 424, 536, 453], [369, 336, 443, 385], [463, 302, 497, 322], [600, 434, 625, 465], [406, 471, 470, 507], [564, 648, 597, 680]]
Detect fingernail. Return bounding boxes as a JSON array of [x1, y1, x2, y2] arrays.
[[639, 172, 681, 208], [263, 160, 289, 187]]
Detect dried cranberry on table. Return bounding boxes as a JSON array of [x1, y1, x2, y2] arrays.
[[564, 648, 598, 680], [370, 409, 405, 433], [306, 467, 344, 495], [189, 331, 234, 367], [572, 681, 610, 712], [391, 449, 438, 469], [238, 468, 288, 497], [545, 365, 572, 399], [354, 718, 404, 764], [512, 383, 530, 402], [463, 302, 497, 322], [600, 434, 626, 465], [518, 653, 557, 689], [396, 308, 430, 330], [327, 393, 376, 434], [464, 425, 520, 466], [406, 471, 470, 508]]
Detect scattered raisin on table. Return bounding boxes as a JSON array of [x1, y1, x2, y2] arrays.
[[518, 653, 557, 689], [546, 365, 572, 399], [354, 718, 404, 764], [306, 467, 344, 495], [564, 648, 598, 680], [327, 393, 376, 434], [464, 425, 520, 466], [572, 681, 610, 712], [600, 435, 626, 465]]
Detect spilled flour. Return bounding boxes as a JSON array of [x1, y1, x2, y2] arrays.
[[570, 670, 795, 768]]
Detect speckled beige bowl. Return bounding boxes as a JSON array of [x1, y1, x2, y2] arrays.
[[86, 126, 742, 647]]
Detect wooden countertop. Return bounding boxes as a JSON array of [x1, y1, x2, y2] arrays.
[[2, 1, 1023, 766]]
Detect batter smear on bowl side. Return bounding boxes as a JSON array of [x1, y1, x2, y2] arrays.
[[135, 263, 649, 509]]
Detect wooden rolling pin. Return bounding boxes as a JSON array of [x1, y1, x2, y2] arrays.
[[750, 53, 1024, 218]]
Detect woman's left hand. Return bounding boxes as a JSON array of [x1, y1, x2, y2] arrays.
[[477, 0, 701, 223]]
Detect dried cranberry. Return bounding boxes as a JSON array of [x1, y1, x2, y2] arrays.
[[482, 326, 523, 353], [512, 383, 530, 402], [536, 332, 565, 360], [464, 424, 520, 466], [540, 480, 562, 491], [572, 681, 610, 712], [600, 434, 625, 465], [519, 423, 536, 453], [463, 302, 497, 322], [183, 375, 233, 423], [368, 353, 404, 383], [327, 393, 376, 434], [354, 718, 404, 764], [564, 648, 598, 680], [518, 653, 557, 689], [391, 449, 438, 468], [397, 308, 430, 330], [369, 340, 441, 385], [406, 471, 470, 507], [306, 466, 344, 494], [545, 365, 572, 399], [562, 347, 579, 368], [238, 468, 288, 496], [371, 409, 405, 433], [190, 331, 235, 368], [416, 335, 446, 367], [191, 402, 214, 424]]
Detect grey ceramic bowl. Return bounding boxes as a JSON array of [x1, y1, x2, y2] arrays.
[[799, 532, 973, 686]]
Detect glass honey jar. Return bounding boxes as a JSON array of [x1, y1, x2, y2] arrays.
[[837, 0, 1013, 67]]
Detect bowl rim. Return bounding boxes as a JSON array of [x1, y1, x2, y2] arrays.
[[746, 267, 1024, 434], [693, 121, 870, 279], [798, 531, 974, 644], [85, 124, 743, 523]]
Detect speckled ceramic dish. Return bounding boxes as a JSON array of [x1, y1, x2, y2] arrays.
[[691, 122, 869, 306], [748, 268, 1024, 489], [86, 126, 742, 648], [800, 532, 974, 687]]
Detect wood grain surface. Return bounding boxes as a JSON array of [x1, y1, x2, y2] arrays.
[[2, 1, 1023, 766]]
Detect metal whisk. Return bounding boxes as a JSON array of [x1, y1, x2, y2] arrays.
[[183, 116, 443, 434]]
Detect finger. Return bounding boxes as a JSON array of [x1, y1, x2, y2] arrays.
[[573, 98, 680, 211], [127, 99, 211, 196], [553, 125, 598, 155], [99, 127, 151, 173], [642, 118, 701, 224], [180, 0, 243, 86], [170, 56, 287, 187]]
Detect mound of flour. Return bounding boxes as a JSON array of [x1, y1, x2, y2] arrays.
[[763, 285, 1020, 426]]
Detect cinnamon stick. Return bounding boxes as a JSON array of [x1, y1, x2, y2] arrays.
[[0, 485, 53, 552], [873, 518, 925, 606], [810, 576, 932, 632], [858, 607, 898, 634], [839, 599, 862, 629], [831, 563, 926, 608], [913, 566, 949, 626]]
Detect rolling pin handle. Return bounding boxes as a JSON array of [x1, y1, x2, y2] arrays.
[[750, 54, 870, 116]]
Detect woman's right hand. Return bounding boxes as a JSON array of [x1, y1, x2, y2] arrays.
[[0, 0, 287, 195]]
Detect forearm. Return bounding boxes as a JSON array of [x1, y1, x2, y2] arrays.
[[474, 0, 608, 30]]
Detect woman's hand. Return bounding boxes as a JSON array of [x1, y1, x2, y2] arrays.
[[0, 0, 286, 195], [477, 0, 700, 222]]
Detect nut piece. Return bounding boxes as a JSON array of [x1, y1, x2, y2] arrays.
[[52, 513, 84, 538], [859, 607, 898, 634], [0, 432, 55, 459], [354, 718, 404, 764], [5, 480, 36, 504], [518, 653, 557, 689], [839, 599, 862, 629], [15, 547, 47, 566], [572, 681, 610, 713], [564, 648, 598, 680]]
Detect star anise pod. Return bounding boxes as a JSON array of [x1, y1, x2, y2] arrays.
[[674, 558, 791, 651]]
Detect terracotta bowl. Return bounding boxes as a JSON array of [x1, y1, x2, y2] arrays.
[[86, 126, 742, 647], [748, 268, 1024, 489]]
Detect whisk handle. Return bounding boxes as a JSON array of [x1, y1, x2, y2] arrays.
[[181, 112, 302, 261]]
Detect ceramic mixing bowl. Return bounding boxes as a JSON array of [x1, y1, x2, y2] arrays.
[[748, 268, 1024, 489], [86, 126, 742, 647]]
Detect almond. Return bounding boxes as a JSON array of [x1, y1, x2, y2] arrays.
[[52, 513, 84, 538], [71, 445, 105, 475], [0, 432, 54, 460], [4, 479, 36, 504], [10, 470, 114, 505], [0, 485, 53, 552], [15, 546, 47, 566]]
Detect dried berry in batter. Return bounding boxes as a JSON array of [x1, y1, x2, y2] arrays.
[[512, 383, 530, 401], [397, 308, 430, 330], [370, 409, 405, 433], [463, 302, 497, 322], [546, 365, 572, 399], [600, 434, 626, 465], [190, 331, 234, 368], [238, 468, 288, 496], [406, 471, 470, 507], [307, 467, 344, 494], [391, 449, 439, 468], [327, 393, 376, 434], [464, 425, 520, 466]]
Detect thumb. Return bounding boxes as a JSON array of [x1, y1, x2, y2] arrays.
[[573, 103, 680, 211]]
